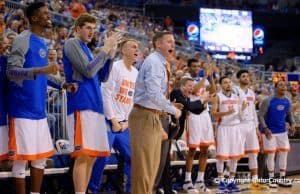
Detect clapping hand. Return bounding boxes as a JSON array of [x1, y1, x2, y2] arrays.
[[241, 101, 248, 111], [227, 106, 235, 115], [172, 99, 184, 110], [35, 64, 61, 75], [62, 83, 78, 93], [102, 31, 123, 58], [199, 88, 211, 104]]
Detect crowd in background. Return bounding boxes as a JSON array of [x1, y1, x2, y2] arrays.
[[0, 2, 299, 194], [0, 0, 299, 140]]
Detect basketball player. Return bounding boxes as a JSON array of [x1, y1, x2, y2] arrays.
[[258, 80, 296, 188], [63, 13, 122, 194], [88, 39, 139, 194], [6, 3, 63, 194], [235, 69, 267, 189], [212, 76, 247, 193], [183, 61, 216, 193]]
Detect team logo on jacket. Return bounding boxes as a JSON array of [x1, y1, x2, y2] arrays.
[[277, 105, 285, 111], [39, 48, 47, 58]]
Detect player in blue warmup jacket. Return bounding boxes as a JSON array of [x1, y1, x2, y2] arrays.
[[258, 80, 296, 188], [63, 13, 122, 194]]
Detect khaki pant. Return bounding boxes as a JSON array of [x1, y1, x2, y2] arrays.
[[129, 107, 163, 194]]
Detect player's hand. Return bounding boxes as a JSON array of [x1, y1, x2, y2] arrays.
[[241, 101, 248, 111], [256, 128, 262, 143], [62, 83, 78, 93], [161, 129, 168, 141], [172, 99, 184, 110], [227, 106, 235, 115], [120, 121, 128, 131], [264, 128, 272, 140], [35, 64, 61, 75], [174, 109, 182, 119], [111, 118, 122, 132], [199, 88, 211, 104], [102, 31, 123, 57], [290, 125, 296, 136]]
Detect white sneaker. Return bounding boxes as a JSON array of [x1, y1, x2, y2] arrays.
[[212, 177, 220, 185], [194, 181, 211, 192], [183, 181, 198, 193], [157, 188, 165, 194], [269, 178, 278, 188], [278, 176, 292, 187]]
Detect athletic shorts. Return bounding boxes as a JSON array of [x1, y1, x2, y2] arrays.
[[8, 118, 54, 161], [0, 125, 8, 160], [239, 121, 260, 154], [216, 124, 244, 160], [187, 110, 215, 148], [262, 132, 290, 153], [67, 110, 110, 157]]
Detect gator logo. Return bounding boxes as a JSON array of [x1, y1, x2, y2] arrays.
[[39, 48, 47, 58], [75, 145, 82, 151], [277, 105, 285, 111]]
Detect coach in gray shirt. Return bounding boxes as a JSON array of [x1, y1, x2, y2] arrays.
[[128, 31, 181, 194]]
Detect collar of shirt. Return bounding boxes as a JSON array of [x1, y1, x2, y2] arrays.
[[153, 51, 166, 66]]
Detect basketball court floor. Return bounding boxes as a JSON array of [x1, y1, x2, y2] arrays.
[[177, 175, 300, 194]]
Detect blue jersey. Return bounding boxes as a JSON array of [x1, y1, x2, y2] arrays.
[[0, 56, 8, 125], [63, 38, 112, 115], [259, 96, 292, 134], [7, 30, 49, 119]]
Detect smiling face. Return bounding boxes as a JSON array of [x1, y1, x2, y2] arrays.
[[181, 80, 194, 97], [34, 6, 52, 28]]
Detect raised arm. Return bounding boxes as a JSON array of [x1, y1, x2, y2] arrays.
[[170, 90, 205, 115], [64, 38, 111, 79]]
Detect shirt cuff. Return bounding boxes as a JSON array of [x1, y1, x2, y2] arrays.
[[167, 105, 177, 115]]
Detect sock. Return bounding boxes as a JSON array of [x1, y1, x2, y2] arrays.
[[218, 175, 224, 182], [224, 168, 230, 177], [75, 192, 85, 194], [30, 192, 39, 194], [269, 172, 274, 178], [280, 171, 286, 177], [196, 171, 204, 182], [185, 172, 192, 181], [229, 175, 235, 182], [252, 174, 258, 182]]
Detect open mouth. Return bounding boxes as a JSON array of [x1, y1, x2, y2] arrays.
[[133, 53, 138, 57], [46, 20, 52, 25], [168, 49, 173, 54]]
